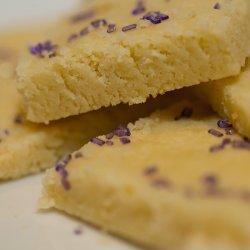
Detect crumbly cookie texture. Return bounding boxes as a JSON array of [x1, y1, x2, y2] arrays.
[[40, 98, 250, 250], [193, 59, 250, 139], [17, 0, 250, 123], [0, 46, 169, 180]]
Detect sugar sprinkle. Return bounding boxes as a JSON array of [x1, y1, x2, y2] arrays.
[[74, 226, 84, 235], [90, 138, 106, 146], [225, 129, 233, 135], [217, 118, 232, 129], [29, 41, 57, 58], [122, 24, 137, 32], [142, 11, 169, 24], [106, 132, 115, 140], [68, 34, 78, 43], [74, 152, 83, 159], [202, 175, 217, 186], [175, 107, 193, 121], [55, 155, 72, 190], [106, 140, 114, 146], [208, 129, 223, 138], [209, 144, 224, 153], [232, 139, 250, 150], [132, 1, 146, 15], [214, 3, 221, 9], [114, 125, 131, 137], [91, 19, 108, 28], [144, 166, 158, 176], [120, 137, 131, 144], [14, 114, 23, 124], [107, 24, 116, 33], [80, 27, 89, 36]]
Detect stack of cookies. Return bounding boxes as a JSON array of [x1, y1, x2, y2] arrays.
[[1, 0, 250, 249]]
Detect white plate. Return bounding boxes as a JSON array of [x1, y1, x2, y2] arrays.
[[0, 174, 137, 250], [0, 1, 137, 249]]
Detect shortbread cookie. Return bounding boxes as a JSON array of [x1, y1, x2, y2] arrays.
[[40, 98, 250, 250], [193, 59, 250, 139], [0, 49, 169, 180], [17, 0, 250, 123]]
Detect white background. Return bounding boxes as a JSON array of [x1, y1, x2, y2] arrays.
[[0, 0, 79, 29]]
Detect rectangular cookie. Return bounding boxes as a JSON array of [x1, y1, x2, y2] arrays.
[[193, 59, 250, 139], [17, 0, 250, 123], [40, 97, 250, 250], [0, 41, 169, 180]]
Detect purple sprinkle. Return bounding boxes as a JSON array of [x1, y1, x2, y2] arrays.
[[57, 167, 68, 179], [142, 11, 169, 25], [152, 178, 171, 189], [225, 129, 233, 135], [91, 19, 107, 28], [222, 138, 231, 146], [175, 107, 193, 121], [68, 34, 78, 43], [29, 41, 57, 58], [55, 156, 72, 191], [90, 138, 106, 146], [209, 144, 224, 153], [106, 140, 114, 146], [79, 27, 89, 36], [209, 137, 232, 153], [30, 43, 42, 55], [106, 132, 115, 140], [63, 154, 72, 165], [120, 137, 131, 144], [214, 3, 221, 9], [14, 114, 23, 124], [74, 227, 83, 235], [132, 1, 146, 15], [107, 24, 116, 33], [114, 125, 131, 137], [202, 175, 217, 186], [132, 7, 145, 15], [232, 139, 250, 150], [75, 152, 83, 159], [148, 17, 161, 24], [122, 24, 137, 32], [61, 178, 71, 190], [144, 166, 158, 176], [217, 118, 232, 129], [55, 163, 65, 172], [56, 165, 69, 178], [71, 10, 95, 23], [56, 165, 70, 190], [2, 129, 9, 136], [43, 41, 54, 51], [208, 129, 223, 138]]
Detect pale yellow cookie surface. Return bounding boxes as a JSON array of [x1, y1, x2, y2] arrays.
[[0, 32, 169, 180], [40, 98, 250, 250], [194, 59, 250, 139], [17, 0, 250, 123]]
